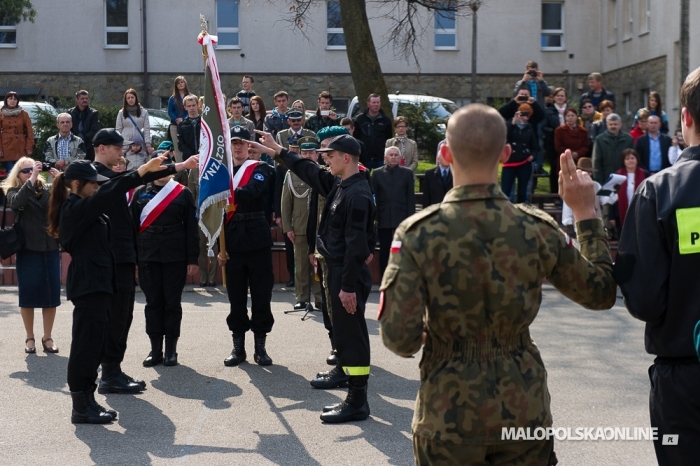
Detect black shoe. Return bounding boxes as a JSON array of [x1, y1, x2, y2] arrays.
[[122, 371, 147, 390], [199, 282, 207, 287], [224, 333, 246, 367], [285, 280, 295, 287], [163, 336, 179, 366], [293, 302, 307, 311], [322, 402, 342, 413], [320, 380, 370, 423], [310, 366, 349, 389], [88, 384, 117, 420], [98, 373, 145, 394], [326, 349, 337, 366], [143, 335, 164, 367], [207, 282, 216, 287], [71, 390, 114, 424], [253, 333, 272, 366]]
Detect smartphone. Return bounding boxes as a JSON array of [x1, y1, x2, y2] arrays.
[[517, 95, 528, 102], [321, 110, 330, 116]]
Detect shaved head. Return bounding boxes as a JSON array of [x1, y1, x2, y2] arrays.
[[446, 104, 507, 168]]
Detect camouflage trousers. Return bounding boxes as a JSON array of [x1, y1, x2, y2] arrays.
[[413, 436, 556, 466]]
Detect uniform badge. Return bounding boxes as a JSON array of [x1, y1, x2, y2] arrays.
[[377, 291, 385, 320], [254, 173, 265, 181], [390, 241, 402, 253]]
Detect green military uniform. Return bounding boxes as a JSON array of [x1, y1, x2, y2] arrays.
[[276, 128, 316, 149], [379, 184, 617, 466], [281, 168, 322, 307]]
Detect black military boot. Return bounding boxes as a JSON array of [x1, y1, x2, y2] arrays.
[[71, 390, 114, 424], [253, 333, 272, 366], [88, 384, 117, 420], [98, 363, 144, 394], [224, 333, 246, 367], [163, 336, 179, 366], [119, 365, 147, 390], [320, 375, 370, 423], [326, 337, 337, 366], [310, 365, 349, 389], [143, 335, 164, 367]]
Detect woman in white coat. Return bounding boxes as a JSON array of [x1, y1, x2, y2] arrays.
[[116, 89, 154, 155]]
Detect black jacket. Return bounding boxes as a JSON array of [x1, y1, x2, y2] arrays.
[[59, 170, 144, 300], [635, 133, 672, 172], [370, 165, 415, 229], [130, 182, 199, 264], [224, 161, 273, 253], [422, 166, 453, 207], [505, 122, 538, 164], [6, 181, 59, 252], [580, 88, 616, 109], [353, 109, 393, 165], [69, 106, 101, 160], [615, 145, 700, 359], [542, 105, 563, 150], [177, 116, 201, 160], [498, 99, 545, 131], [95, 162, 178, 265], [277, 148, 376, 292]]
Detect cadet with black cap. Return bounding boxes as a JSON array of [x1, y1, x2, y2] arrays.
[[219, 126, 275, 368], [253, 130, 376, 424], [47, 156, 170, 424], [90, 128, 199, 395]]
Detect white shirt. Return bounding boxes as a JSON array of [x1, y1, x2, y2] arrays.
[[626, 172, 635, 206]]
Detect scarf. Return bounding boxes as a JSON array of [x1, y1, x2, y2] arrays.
[[516, 121, 529, 130], [271, 108, 288, 120], [555, 104, 566, 126], [126, 105, 139, 116], [1, 106, 23, 117]]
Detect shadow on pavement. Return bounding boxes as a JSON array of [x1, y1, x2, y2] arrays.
[[9, 352, 69, 393], [149, 363, 242, 409]]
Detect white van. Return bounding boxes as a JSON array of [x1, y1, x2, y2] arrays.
[[347, 93, 458, 120]]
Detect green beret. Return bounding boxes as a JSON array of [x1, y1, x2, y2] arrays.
[[157, 141, 174, 151], [300, 142, 318, 150], [316, 126, 349, 143]]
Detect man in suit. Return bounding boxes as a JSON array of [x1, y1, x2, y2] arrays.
[[422, 152, 453, 207], [371, 146, 416, 275], [635, 115, 672, 174]]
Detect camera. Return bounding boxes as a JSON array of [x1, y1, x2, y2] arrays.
[[527, 70, 538, 77], [42, 162, 52, 171], [516, 95, 528, 102], [678, 135, 684, 142]]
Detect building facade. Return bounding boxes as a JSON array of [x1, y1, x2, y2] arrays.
[[0, 0, 697, 128]]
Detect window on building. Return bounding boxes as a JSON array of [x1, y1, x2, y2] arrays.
[[541, 2, 564, 50], [623, 0, 633, 39], [638, 0, 650, 34], [434, 3, 457, 49], [624, 92, 631, 115], [217, 0, 239, 48], [608, 0, 618, 46], [105, 0, 128, 48], [0, 16, 16, 48], [326, 0, 345, 49]]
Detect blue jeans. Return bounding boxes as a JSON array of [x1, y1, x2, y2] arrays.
[[4, 161, 16, 172], [501, 162, 534, 203]]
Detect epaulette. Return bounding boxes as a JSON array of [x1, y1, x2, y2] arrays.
[[401, 203, 442, 232], [513, 203, 560, 231]]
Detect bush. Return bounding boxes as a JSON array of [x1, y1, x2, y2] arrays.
[[398, 102, 446, 160]]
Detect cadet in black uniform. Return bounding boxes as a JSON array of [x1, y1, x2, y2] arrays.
[[218, 127, 275, 367], [47, 156, 168, 424], [130, 162, 199, 367], [91, 128, 199, 395], [253, 131, 376, 424]]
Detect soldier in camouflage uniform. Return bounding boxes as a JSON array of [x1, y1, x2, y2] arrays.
[[379, 104, 617, 465]]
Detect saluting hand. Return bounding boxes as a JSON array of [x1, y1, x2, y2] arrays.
[[137, 155, 168, 178], [254, 130, 284, 155], [559, 149, 597, 222]]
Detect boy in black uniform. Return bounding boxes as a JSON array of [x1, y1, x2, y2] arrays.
[[252, 131, 376, 424], [218, 127, 275, 367]]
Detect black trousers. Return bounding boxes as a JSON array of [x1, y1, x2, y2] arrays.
[[318, 263, 333, 339], [327, 263, 371, 371], [378, 228, 396, 277], [225, 247, 274, 335], [138, 261, 187, 338], [102, 263, 136, 366], [649, 361, 700, 465], [284, 235, 294, 280], [67, 292, 111, 392]]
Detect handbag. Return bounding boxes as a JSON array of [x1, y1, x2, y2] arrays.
[[0, 193, 25, 259]]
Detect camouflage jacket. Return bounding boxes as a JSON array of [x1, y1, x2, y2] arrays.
[[379, 184, 616, 444]]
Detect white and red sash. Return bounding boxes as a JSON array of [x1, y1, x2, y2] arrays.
[[138, 179, 185, 233], [126, 188, 136, 205], [226, 159, 259, 223]]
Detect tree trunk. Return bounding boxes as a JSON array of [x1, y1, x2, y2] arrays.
[[338, 0, 392, 118], [470, 9, 477, 103]]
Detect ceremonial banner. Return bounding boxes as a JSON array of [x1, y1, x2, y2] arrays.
[[197, 32, 234, 252]]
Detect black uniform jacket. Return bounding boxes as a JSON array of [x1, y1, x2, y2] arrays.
[[95, 162, 177, 265], [616, 145, 700, 358], [421, 166, 453, 207], [277, 149, 376, 292], [130, 182, 199, 264], [370, 164, 415, 230], [60, 171, 145, 301], [224, 160, 273, 253]]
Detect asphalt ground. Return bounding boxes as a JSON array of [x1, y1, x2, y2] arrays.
[[0, 283, 657, 465]]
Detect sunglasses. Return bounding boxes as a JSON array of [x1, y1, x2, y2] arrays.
[[20, 168, 33, 174]]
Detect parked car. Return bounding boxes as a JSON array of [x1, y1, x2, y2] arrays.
[[146, 108, 171, 147], [348, 93, 458, 121]]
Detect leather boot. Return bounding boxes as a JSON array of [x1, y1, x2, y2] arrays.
[[320, 376, 370, 423], [89, 384, 117, 420], [326, 337, 337, 366], [143, 335, 164, 367], [253, 333, 272, 366], [71, 390, 114, 424], [163, 336, 178, 366], [224, 333, 246, 367], [117, 363, 147, 390], [98, 364, 145, 394], [310, 365, 349, 389]]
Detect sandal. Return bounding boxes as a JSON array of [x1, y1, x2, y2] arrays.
[[42, 337, 59, 354], [25, 337, 36, 354]]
